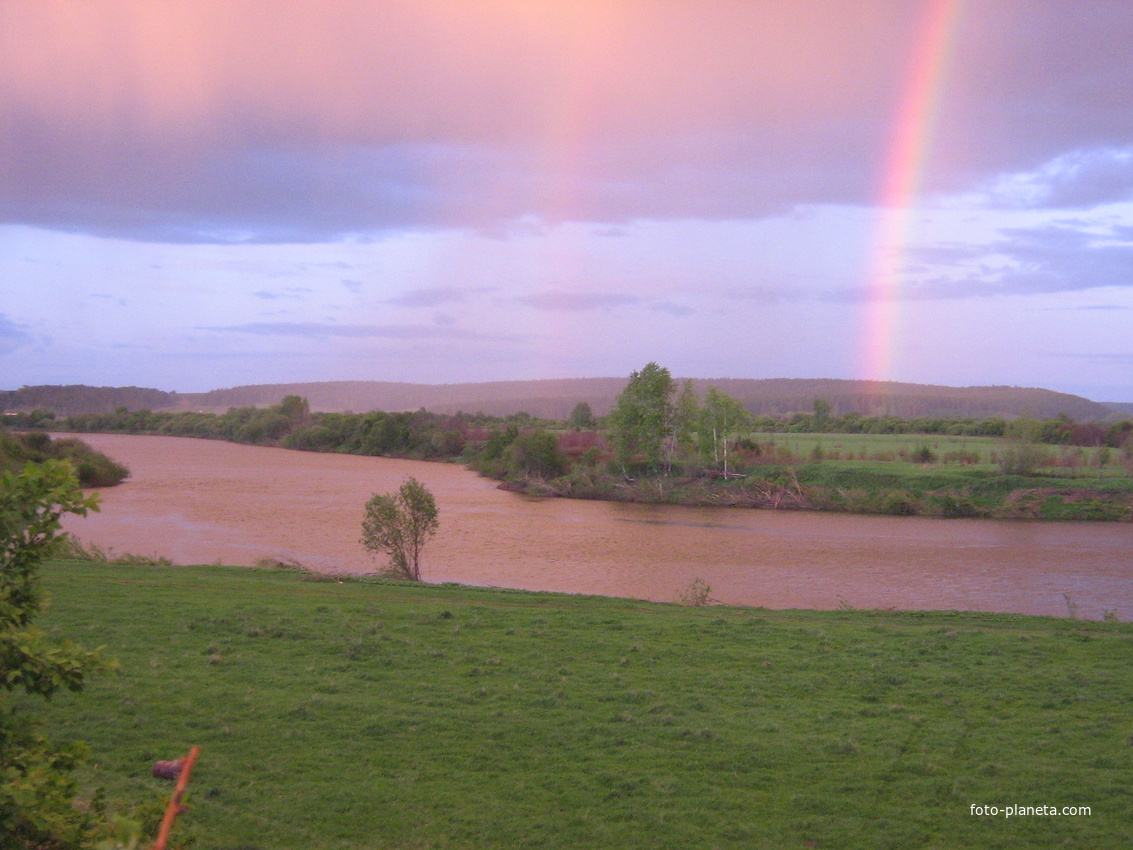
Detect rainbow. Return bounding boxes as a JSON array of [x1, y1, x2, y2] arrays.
[[859, 0, 965, 385]]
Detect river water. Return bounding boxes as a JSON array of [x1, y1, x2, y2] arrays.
[[59, 434, 1133, 619]]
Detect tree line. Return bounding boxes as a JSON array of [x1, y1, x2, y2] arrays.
[[6, 373, 1131, 479]]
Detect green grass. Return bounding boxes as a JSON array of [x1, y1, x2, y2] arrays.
[[24, 560, 1133, 849], [762, 433, 1006, 467], [793, 463, 1133, 518], [761, 432, 1129, 475]]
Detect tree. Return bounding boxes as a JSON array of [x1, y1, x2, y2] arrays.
[[696, 388, 750, 477], [278, 395, 310, 422], [360, 478, 439, 581], [608, 362, 676, 472], [567, 402, 595, 430], [812, 398, 831, 431], [1, 460, 112, 848]]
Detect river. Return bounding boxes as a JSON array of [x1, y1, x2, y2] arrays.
[[59, 434, 1133, 619]]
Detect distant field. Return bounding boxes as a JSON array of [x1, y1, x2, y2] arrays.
[[762, 432, 1000, 462], [26, 560, 1133, 849], [760, 432, 1128, 475], [761, 435, 1105, 469]]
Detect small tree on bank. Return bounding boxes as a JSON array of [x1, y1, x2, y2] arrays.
[[360, 477, 438, 581]]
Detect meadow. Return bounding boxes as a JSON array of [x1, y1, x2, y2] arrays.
[[759, 432, 1125, 475], [25, 559, 1133, 849]]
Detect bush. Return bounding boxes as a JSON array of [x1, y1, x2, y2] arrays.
[[0, 432, 129, 488], [0, 461, 116, 847], [997, 441, 1047, 476], [505, 430, 566, 479], [911, 445, 937, 464], [929, 491, 984, 519], [360, 478, 439, 581], [879, 490, 922, 516]]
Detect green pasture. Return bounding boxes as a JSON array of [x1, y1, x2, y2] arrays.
[[759, 432, 1126, 475], [24, 560, 1133, 849]]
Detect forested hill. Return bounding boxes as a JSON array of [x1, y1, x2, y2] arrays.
[[0, 384, 176, 415], [2, 378, 1121, 422]]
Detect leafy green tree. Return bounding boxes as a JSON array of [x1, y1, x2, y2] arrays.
[[1, 461, 112, 848], [278, 395, 310, 422], [812, 398, 831, 431], [696, 388, 750, 477], [360, 478, 439, 581], [567, 402, 595, 430], [608, 362, 676, 472]]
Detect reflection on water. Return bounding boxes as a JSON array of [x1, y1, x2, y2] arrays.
[[63, 434, 1133, 620]]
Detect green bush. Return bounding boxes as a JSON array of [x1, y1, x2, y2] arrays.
[[0, 461, 118, 848], [929, 491, 985, 519], [0, 432, 129, 488], [879, 490, 922, 516], [505, 430, 566, 478]]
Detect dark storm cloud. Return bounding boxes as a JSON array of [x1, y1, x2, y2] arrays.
[[4, 2, 1133, 243]]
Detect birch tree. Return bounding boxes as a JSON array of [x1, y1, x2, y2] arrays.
[[608, 362, 675, 472], [697, 387, 750, 477]]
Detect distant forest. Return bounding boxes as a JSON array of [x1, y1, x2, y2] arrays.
[[0, 378, 1125, 423]]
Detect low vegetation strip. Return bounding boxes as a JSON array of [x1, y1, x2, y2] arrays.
[[28, 560, 1133, 849]]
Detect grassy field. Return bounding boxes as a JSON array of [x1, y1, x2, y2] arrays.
[[760, 432, 1127, 474], [25, 560, 1133, 849]]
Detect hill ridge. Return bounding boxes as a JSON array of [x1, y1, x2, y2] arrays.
[[2, 378, 1120, 421]]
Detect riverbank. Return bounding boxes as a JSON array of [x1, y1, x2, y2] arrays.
[[495, 462, 1133, 522], [29, 558, 1133, 849]]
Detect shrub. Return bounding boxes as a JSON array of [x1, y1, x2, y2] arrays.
[[879, 490, 922, 516], [0, 461, 115, 847], [505, 430, 566, 479], [997, 441, 1047, 476], [360, 478, 439, 582], [929, 491, 984, 519], [911, 445, 937, 464]]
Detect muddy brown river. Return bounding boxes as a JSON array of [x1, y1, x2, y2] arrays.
[[60, 434, 1133, 619]]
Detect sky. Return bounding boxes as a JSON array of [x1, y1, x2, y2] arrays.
[[2, 0, 1133, 401]]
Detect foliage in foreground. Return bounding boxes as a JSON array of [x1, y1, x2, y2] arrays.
[[0, 461, 120, 848], [25, 559, 1133, 850]]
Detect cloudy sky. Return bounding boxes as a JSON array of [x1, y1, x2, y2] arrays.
[[2, 0, 1132, 400]]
